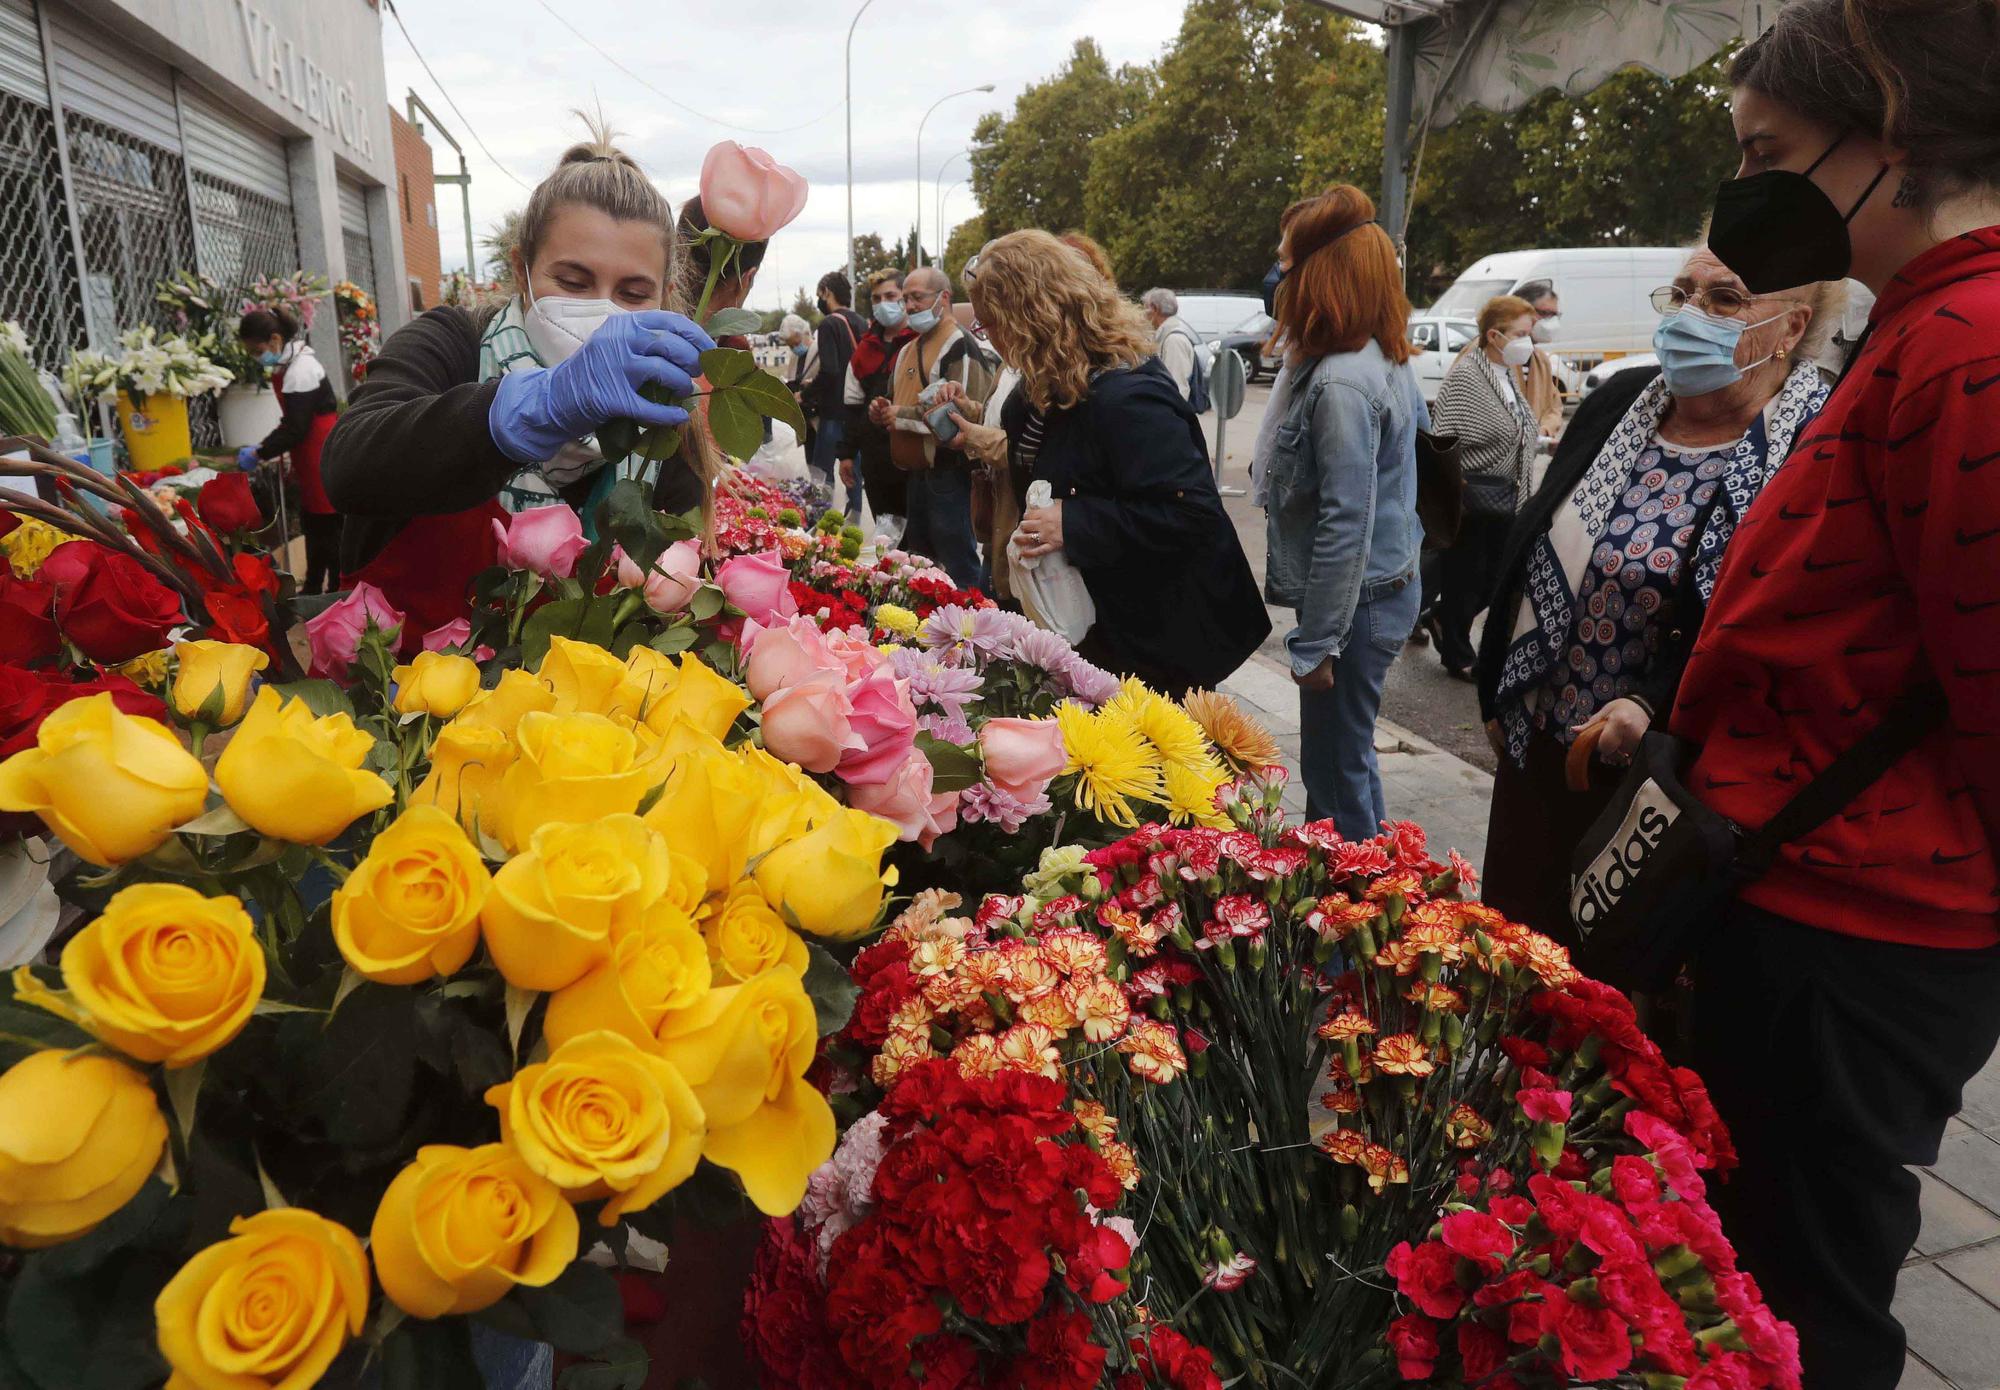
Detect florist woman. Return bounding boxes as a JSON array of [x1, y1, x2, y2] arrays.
[[234, 306, 341, 596], [320, 119, 715, 638]]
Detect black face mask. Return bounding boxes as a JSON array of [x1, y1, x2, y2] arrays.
[[1709, 131, 1890, 292], [1261, 261, 1288, 317]]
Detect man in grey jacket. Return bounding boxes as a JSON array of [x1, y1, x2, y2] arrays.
[[1142, 288, 1201, 403]]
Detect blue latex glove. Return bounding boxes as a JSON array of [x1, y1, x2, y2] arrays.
[[488, 310, 714, 464], [235, 445, 261, 471]]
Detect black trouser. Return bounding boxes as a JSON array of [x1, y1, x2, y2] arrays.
[[1434, 511, 1510, 671], [1691, 902, 2000, 1390], [300, 512, 342, 596], [1480, 728, 1619, 948]]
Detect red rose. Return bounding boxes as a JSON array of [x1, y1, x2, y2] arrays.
[[43, 541, 182, 663], [1539, 1289, 1634, 1382], [1458, 1321, 1509, 1381], [202, 588, 271, 653], [1440, 1209, 1515, 1272], [1385, 1239, 1465, 1319], [197, 473, 262, 534], [229, 551, 280, 598], [0, 664, 64, 757], [1385, 1313, 1439, 1380], [0, 569, 58, 663]]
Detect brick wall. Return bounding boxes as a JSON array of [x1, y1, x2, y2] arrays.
[[389, 108, 441, 314]]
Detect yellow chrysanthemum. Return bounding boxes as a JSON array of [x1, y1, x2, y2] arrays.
[[1182, 690, 1283, 771], [873, 603, 919, 637], [116, 648, 172, 689], [1055, 704, 1160, 828], [1, 517, 65, 577], [1125, 687, 1213, 773], [1162, 759, 1231, 828]]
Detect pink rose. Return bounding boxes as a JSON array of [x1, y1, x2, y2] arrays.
[[849, 748, 959, 850], [305, 581, 405, 681], [716, 549, 798, 627], [977, 717, 1066, 801], [699, 141, 809, 242], [821, 625, 892, 684], [492, 505, 588, 579], [836, 665, 917, 787], [420, 618, 495, 662], [742, 615, 840, 702], [617, 539, 703, 615], [759, 673, 859, 774]]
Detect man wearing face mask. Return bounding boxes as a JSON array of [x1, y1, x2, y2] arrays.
[[1512, 279, 1569, 442], [839, 269, 915, 539]]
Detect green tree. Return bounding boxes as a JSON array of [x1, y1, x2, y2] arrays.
[[849, 232, 895, 284], [789, 285, 823, 325], [968, 41, 1148, 239], [941, 215, 992, 279]]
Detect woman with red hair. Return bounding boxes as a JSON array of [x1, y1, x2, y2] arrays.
[[1255, 184, 1428, 838]]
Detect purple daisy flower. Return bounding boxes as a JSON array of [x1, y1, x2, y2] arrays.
[[891, 646, 985, 717], [920, 604, 1019, 659], [959, 780, 1053, 833]]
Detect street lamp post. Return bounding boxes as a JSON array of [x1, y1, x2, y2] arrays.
[[935, 179, 964, 260], [844, 0, 880, 293], [915, 84, 992, 267]]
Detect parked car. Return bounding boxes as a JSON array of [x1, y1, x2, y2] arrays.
[[1215, 311, 1281, 383], [1427, 247, 1688, 361], [1580, 352, 1659, 399], [1407, 314, 1478, 405]]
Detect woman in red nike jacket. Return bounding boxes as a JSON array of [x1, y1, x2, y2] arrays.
[[1669, 3, 2000, 1384]]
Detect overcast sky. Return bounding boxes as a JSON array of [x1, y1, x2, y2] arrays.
[[382, 0, 1188, 310]]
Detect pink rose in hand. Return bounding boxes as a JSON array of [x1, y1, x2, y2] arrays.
[[836, 665, 917, 787], [492, 505, 588, 579], [420, 618, 495, 662], [716, 549, 798, 627], [699, 141, 809, 242], [760, 673, 860, 774], [978, 717, 1067, 801], [305, 581, 405, 681], [741, 615, 840, 702], [850, 748, 959, 850], [616, 538, 703, 615]]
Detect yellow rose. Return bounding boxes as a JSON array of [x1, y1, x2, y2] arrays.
[[456, 667, 556, 738], [20, 883, 264, 1067], [664, 849, 710, 917], [621, 645, 681, 718], [391, 650, 483, 719], [480, 815, 671, 991], [753, 807, 899, 941], [703, 880, 808, 985], [739, 746, 841, 860], [370, 1143, 578, 1317], [543, 901, 711, 1050], [485, 1030, 705, 1224], [655, 966, 835, 1215], [640, 729, 759, 888], [0, 1050, 166, 1248], [638, 653, 750, 741], [492, 711, 668, 854], [170, 640, 268, 725], [0, 694, 208, 867], [155, 1208, 369, 1390], [332, 805, 491, 985], [216, 687, 393, 845], [539, 636, 643, 720], [411, 718, 514, 837]]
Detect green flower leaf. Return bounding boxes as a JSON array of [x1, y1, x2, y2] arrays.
[[701, 306, 764, 339], [803, 942, 860, 1038]]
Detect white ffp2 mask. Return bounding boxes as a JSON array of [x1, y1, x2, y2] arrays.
[[522, 288, 625, 365]]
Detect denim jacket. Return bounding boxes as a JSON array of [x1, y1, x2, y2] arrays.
[[1260, 341, 1427, 675]]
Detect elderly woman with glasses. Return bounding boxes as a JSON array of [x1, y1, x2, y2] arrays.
[[1471, 247, 1845, 940]]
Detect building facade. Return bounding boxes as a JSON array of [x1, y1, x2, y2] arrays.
[[388, 105, 437, 315], [0, 0, 408, 400]]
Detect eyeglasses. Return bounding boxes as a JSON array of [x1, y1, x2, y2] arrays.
[[1650, 284, 1773, 317]]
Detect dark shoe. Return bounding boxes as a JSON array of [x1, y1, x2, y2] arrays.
[[1407, 624, 1431, 648], [1442, 664, 1476, 684]]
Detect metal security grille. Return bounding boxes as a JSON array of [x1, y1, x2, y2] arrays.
[[341, 225, 374, 297], [192, 172, 298, 291], [63, 110, 195, 347], [0, 89, 82, 371]]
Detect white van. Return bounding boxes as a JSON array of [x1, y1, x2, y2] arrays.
[[1426, 247, 1687, 362]]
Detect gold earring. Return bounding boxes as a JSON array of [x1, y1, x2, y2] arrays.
[[1776, 347, 1787, 360]]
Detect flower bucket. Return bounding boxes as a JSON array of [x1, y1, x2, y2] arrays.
[[217, 383, 281, 448], [114, 392, 192, 472]]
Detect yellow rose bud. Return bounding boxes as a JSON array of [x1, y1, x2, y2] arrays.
[[664, 850, 710, 917], [456, 666, 556, 739], [539, 636, 643, 720], [480, 815, 672, 991], [0, 1050, 166, 1248], [26, 882, 264, 1067], [0, 694, 208, 867], [391, 650, 483, 719], [543, 901, 711, 1051], [332, 805, 491, 985], [485, 1030, 705, 1224], [638, 653, 750, 741], [655, 966, 835, 1216], [703, 880, 808, 985], [753, 807, 899, 942], [370, 1143, 578, 1318], [155, 1208, 369, 1389], [492, 711, 668, 854], [216, 687, 394, 845], [411, 718, 514, 837], [170, 639, 269, 725]]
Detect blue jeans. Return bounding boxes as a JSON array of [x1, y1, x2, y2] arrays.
[[811, 416, 859, 518], [1298, 577, 1419, 840], [900, 463, 981, 590]]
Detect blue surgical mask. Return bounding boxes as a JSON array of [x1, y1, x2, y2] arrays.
[[791, 342, 807, 358], [873, 300, 906, 330], [1262, 261, 1288, 317], [1651, 305, 1785, 398], [257, 350, 284, 367], [905, 299, 941, 334]]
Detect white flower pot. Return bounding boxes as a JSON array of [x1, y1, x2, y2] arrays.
[[217, 382, 282, 449]]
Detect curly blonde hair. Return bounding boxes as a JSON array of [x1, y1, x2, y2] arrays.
[[967, 230, 1156, 411]]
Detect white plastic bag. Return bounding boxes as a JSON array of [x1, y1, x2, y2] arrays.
[[744, 418, 807, 484], [1007, 480, 1095, 643]]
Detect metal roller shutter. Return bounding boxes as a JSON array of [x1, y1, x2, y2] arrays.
[[45, 3, 178, 152], [180, 78, 297, 293], [0, 0, 47, 106], [337, 176, 374, 297], [180, 81, 288, 202], [0, 0, 81, 368]]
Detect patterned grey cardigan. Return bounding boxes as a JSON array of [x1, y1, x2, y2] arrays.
[[1428, 349, 1540, 510]]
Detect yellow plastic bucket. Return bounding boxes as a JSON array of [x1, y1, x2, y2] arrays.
[[115, 392, 192, 472]]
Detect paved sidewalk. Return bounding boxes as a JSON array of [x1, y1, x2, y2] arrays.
[[1220, 649, 2000, 1390]]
